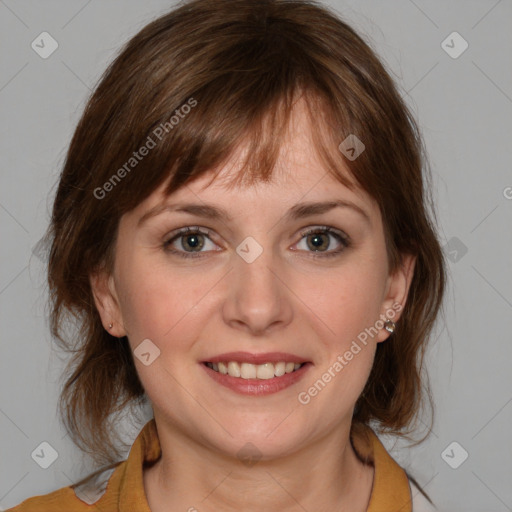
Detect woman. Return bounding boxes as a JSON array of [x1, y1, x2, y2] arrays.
[[9, 0, 446, 510]]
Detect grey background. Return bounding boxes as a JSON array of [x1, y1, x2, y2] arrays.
[[1, 1, 511, 510]]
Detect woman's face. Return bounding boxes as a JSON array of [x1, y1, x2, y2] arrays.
[[91, 101, 415, 459]]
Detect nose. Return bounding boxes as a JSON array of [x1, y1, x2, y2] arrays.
[[222, 246, 294, 336]]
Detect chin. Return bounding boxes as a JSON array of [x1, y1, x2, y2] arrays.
[[198, 411, 313, 462]]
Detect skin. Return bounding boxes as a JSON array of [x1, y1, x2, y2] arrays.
[[90, 99, 416, 511]]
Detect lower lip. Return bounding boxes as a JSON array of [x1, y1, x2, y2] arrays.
[[202, 363, 312, 396]]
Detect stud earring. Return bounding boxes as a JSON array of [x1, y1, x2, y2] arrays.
[[384, 319, 396, 333], [108, 322, 113, 329]]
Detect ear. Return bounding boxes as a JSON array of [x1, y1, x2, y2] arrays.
[[89, 268, 127, 337], [376, 252, 416, 343]]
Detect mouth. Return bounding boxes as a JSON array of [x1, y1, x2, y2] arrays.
[[204, 361, 304, 379], [201, 352, 311, 396]]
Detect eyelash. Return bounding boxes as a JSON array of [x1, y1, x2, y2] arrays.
[[163, 225, 351, 259]]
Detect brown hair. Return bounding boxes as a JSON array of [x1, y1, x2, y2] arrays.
[[46, 0, 446, 467]]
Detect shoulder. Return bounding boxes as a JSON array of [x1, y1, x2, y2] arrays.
[[8, 419, 160, 511], [6, 486, 84, 512], [410, 478, 438, 512], [6, 463, 122, 511]]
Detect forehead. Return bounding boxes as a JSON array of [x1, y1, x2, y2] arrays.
[[133, 97, 378, 220], [132, 158, 379, 235]]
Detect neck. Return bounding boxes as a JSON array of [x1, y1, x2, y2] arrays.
[[144, 418, 374, 512]]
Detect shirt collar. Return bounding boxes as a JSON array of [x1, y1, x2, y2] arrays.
[[119, 418, 161, 511], [351, 425, 413, 511]]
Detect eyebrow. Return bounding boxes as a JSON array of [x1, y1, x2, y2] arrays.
[[138, 199, 371, 226]]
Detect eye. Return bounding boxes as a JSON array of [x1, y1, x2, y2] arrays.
[[294, 226, 350, 258], [163, 226, 219, 258], [163, 225, 350, 260]]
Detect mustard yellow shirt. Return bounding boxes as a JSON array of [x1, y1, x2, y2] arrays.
[[7, 419, 415, 511]]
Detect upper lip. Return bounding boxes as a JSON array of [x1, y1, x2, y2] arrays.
[[204, 351, 308, 365]]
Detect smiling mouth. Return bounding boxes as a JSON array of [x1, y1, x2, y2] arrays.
[[204, 361, 305, 380]]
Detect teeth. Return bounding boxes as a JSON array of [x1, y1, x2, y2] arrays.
[[227, 361, 241, 377], [256, 363, 275, 380], [274, 362, 286, 377], [240, 363, 257, 379], [208, 361, 304, 379]]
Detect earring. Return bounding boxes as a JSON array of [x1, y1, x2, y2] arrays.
[[108, 322, 113, 329], [384, 319, 396, 333]]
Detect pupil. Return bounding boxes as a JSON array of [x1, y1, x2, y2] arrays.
[[185, 234, 203, 251], [309, 234, 328, 251]]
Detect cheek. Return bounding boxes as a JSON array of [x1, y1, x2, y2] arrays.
[[296, 273, 379, 412], [115, 254, 209, 345], [297, 263, 386, 350]]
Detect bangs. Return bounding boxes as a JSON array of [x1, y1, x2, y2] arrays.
[[161, 88, 359, 196], [104, 96, 362, 225]]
